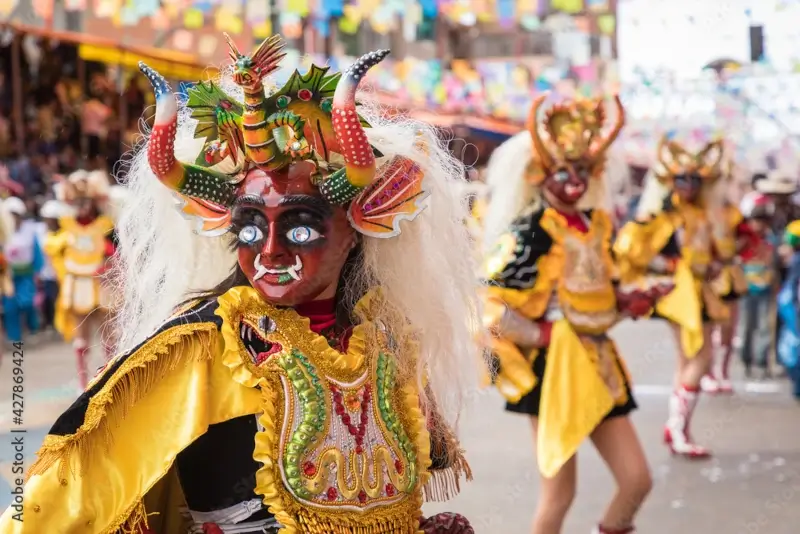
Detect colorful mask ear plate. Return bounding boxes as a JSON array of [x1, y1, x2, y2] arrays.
[[347, 156, 429, 238], [173, 194, 232, 237]]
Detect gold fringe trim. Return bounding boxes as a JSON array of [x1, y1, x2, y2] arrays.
[[421, 395, 472, 502], [294, 508, 420, 534], [423, 448, 473, 503], [27, 323, 219, 482], [100, 499, 149, 534]]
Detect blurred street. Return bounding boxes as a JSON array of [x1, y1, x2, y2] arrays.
[[1, 319, 800, 533]]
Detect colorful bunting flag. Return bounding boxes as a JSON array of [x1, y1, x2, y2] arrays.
[[184, 7, 204, 29]]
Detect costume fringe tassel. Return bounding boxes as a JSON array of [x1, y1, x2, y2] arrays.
[[423, 448, 473, 502], [296, 511, 419, 534], [99, 500, 150, 534], [26, 325, 217, 482]]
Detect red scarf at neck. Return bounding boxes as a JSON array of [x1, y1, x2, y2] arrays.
[[293, 298, 352, 351]]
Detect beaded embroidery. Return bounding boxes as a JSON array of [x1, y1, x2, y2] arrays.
[[217, 287, 428, 534]]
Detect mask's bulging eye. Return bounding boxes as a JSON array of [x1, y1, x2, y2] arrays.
[[286, 226, 321, 244], [554, 170, 570, 183], [238, 225, 263, 245]]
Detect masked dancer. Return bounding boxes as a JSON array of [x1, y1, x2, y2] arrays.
[[482, 95, 662, 534], [615, 136, 727, 458], [1, 36, 479, 534], [52, 169, 118, 390]]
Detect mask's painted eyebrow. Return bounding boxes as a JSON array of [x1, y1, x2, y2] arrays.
[[279, 194, 332, 217], [233, 194, 265, 206]]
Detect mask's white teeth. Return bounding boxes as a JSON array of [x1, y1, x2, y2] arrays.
[[287, 256, 303, 280], [253, 253, 268, 281]]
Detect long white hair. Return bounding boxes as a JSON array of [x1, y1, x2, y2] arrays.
[[110, 68, 482, 423], [480, 131, 535, 254]]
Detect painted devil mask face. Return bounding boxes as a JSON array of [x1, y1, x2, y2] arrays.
[[673, 173, 703, 203], [542, 160, 591, 205], [655, 138, 724, 205], [525, 95, 624, 207], [232, 165, 355, 306]]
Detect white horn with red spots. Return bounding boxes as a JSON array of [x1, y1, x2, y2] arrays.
[[331, 49, 390, 188]]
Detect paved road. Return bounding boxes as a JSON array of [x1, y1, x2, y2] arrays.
[[1, 320, 799, 534]]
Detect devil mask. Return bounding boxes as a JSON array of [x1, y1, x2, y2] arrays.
[[653, 136, 724, 205], [525, 95, 625, 206], [140, 35, 429, 306]]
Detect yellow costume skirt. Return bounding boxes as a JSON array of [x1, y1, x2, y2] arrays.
[[504, 320, 635, 478]]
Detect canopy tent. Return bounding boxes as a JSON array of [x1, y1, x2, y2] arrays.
[[1, 22, 215, 81]]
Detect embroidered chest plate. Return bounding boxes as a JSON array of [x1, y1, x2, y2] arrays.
[[228, 296, 427, 534], [63, 218, 110, 275], [677, 208, 713, 276], [541, 209, 618, 333]]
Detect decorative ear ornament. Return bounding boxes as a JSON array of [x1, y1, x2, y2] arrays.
[[140, 36, 428, 240]]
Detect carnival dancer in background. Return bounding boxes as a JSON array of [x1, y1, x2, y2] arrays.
[[0, 37, 479, 534], [0, 199, 14, 352], [615, 136, 728, 459], [36, 199, 67, 334], [52, 169, 118, 390], [778, 220, 800, 399], [482, 95, 662, 534], [1, 197, 43, 343], [737, 192, 778, 379], [702, 163, 748, 394]]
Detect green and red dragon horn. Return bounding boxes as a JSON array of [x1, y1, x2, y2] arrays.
[[331, 49, 390, 188], [139, 62, 237, 234]]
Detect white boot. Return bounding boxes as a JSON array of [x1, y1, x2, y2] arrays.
[[664, 385, 711, 458]]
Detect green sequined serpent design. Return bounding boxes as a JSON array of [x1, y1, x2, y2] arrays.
[[278, 349, 326, 499], [376, 351, 418, 491]]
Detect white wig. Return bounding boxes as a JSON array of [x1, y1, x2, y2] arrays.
[[110, 69, 482, 423], [480, 131, 534, 255]]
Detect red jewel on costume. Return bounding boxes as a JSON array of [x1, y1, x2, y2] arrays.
[[326, 487, 338, 500], [358, 490, 367, 503], [302, 461, 317, 477], [395, 459, 404, 474], [202, 523, 224, 534], [298, 89, 313, 101], [385, 483, 396, 497]]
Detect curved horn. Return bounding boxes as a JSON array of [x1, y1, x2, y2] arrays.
[[591, 95, 625, 159], [526, 95, 555, 171], [138, 62, 235, 209], [332, 49, 390, 188], [698, 139, 724, 170], [224, 33, 243, 61]]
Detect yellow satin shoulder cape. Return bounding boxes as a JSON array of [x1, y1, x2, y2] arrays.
[[0, 317, 261, 533], [614, 215, 703, 357]]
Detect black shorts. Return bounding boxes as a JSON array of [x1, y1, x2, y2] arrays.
[[505, 347, 638, 419]]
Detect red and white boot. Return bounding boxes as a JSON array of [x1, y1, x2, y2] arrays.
[[664, 385, 711, 458], [592, 526, 635, 534], [74, 339, 89, 393]]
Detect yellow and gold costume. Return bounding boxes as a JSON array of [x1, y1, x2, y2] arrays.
[[482, 95, 632, 477], [1, 287, 469, 534], [614, 137, 728, 357], [56, 215, 114, 318]]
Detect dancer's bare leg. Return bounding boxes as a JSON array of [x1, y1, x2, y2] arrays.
[[718, 308, 737, 392], [592, 416, 652, 532], [530, 418, 577, 534]]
